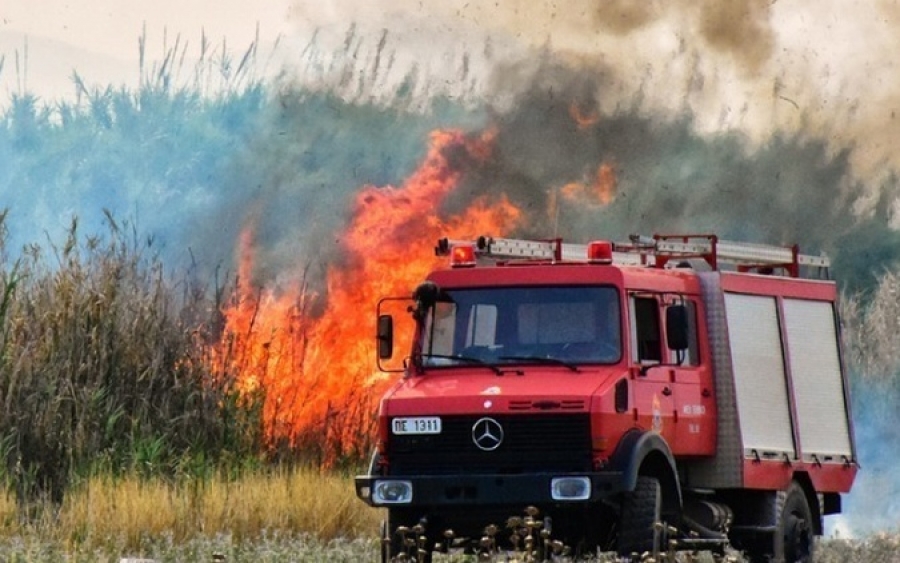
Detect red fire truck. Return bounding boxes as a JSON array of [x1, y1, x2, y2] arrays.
[[356, 234, 858, 562]]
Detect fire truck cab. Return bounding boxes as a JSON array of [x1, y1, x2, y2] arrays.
[[356, 234, 858, 562]]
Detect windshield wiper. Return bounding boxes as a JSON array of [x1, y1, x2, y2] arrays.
[[419, 353, 504, 375], [498, 355, 581, 372]]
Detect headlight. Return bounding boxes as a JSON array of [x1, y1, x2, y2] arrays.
[[372, 480, 413, 504], [551, 477, 591, 501]]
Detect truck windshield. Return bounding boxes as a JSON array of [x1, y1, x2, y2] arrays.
[[419, 286, 621, 368]]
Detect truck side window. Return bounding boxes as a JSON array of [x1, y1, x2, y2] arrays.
[[632, 296, 662, 362]]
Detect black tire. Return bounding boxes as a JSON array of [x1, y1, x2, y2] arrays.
[[617, 475, 663, 557], [744, 482, 816, 563], [776, 482, 815, 563]]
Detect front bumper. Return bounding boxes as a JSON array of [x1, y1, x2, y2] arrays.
[[355, 471, 626, 508]]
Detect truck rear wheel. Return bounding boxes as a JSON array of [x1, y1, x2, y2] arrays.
[[776, 482, 815, 563], [617, 475, 663, 557], [744, 481, 815, 563]]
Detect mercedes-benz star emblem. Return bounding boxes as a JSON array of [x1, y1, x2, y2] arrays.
[[472, 417, 504, 451]]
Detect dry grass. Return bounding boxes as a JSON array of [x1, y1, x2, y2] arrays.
[[0, 467, 380, 551], [0, 468, 387, 560]]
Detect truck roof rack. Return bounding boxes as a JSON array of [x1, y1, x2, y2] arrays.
[[435, 234, 830, 278]]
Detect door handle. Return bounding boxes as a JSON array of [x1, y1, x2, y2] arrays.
[[661, 386, 672, 397]]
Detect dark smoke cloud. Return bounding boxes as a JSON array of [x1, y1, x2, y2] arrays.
[[588, 0, 775, 73], [277, 0, 900, 290], [694, 1, 774, 72], [589, 0, 661, 34]]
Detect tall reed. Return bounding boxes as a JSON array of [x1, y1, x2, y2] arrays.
[[0, 212, 263, 507]]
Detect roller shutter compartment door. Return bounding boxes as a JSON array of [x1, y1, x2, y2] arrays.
[[783, 298, 852, 460], [725, 293, 796, 457]]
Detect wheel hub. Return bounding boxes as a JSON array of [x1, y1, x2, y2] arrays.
[[784, 512, 811, 562]]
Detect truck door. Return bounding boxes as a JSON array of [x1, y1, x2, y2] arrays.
[[629, 294, 676, 443], [664, 298, 715, 456]]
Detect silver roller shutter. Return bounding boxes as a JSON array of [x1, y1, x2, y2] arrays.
[[783, 298, 853, 460], [725, 293, 796, 457]]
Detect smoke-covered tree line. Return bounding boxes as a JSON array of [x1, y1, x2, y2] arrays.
[[443, 63, 900, 295], [0, 78, 480, 288], [3, 55, 899, 295]]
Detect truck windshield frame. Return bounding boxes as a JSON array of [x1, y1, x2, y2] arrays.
[[418, 285, 622, 368]]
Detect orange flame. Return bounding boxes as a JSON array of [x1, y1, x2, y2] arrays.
[[557, 162, 617, 206], [569, 102, 599, 130], [212, 129, 521, 463], [593, 162, 617, 205]]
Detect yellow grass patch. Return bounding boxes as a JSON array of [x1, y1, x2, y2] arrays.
[[0, 468, 382, 552]]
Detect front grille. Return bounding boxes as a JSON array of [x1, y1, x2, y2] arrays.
[[387, 414, 591, 475]]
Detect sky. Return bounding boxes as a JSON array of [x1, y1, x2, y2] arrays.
[[0, 0, 293, 99]]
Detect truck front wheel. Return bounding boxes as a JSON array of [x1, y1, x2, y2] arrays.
[[617, 475, 663, 557]]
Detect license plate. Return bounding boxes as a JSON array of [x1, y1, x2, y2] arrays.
[[392, 417, 442, 435]]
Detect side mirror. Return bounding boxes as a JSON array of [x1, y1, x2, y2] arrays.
[[666, 304, 689, 351], [377, 314, 394, 359]]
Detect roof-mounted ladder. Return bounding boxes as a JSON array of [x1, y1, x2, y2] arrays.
[[435, 234, 830, 278]]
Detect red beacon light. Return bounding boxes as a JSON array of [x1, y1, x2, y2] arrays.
[[450, 244, 477, 267], [587, 240, 614, 264]]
